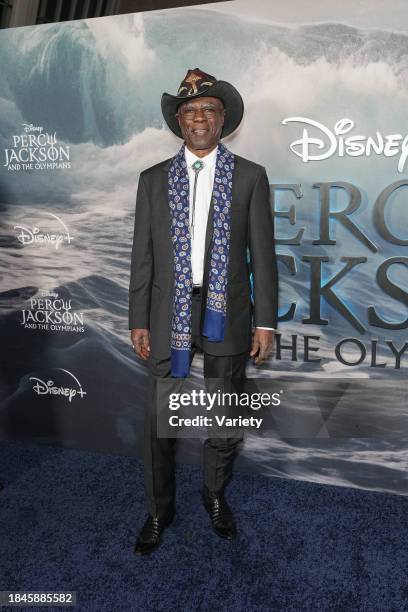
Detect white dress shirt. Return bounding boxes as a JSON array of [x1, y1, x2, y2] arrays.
[[184, 145, 274, 331], [185, 145, 217, 286]]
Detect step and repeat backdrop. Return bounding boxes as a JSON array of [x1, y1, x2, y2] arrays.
[[0, 0, 407, 495]]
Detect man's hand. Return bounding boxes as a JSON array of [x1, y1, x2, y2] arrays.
[[250, 328, 275, 365], [131, 328, 150, 360]]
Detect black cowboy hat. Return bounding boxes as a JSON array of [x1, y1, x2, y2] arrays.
[[161, 68, 244, 139]]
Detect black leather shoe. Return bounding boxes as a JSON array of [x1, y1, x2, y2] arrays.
[[203, 487, 237, 540], [134, 514, 174, 555]]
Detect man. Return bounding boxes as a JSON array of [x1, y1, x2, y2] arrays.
[[129, 68, 278, 555]]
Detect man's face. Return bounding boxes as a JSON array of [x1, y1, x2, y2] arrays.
[[176, 96, 225, 153]]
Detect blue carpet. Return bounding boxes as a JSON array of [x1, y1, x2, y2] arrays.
[[0, 442, 407, 612]]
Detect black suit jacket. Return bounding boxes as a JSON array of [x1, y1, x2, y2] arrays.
[[128, 150, 278, 360]]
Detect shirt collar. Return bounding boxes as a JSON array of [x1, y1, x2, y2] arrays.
[[184, 144, 218, 169]]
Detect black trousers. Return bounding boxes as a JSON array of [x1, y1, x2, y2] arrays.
[[143, 291, 247, 519]]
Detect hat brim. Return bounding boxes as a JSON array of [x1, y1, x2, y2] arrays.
[[161, 80, 244, 139]]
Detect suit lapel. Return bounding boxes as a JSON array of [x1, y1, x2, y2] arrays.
[[161, 158, 173, 243]]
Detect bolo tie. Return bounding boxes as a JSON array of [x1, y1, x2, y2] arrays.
[[190, 159, 204, 239]]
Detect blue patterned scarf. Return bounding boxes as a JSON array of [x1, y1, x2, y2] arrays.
[[168, 142, 235, 377]]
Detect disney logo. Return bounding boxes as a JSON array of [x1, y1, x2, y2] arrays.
[[22, 123, 44, 133], [282, 117, 408, 173], [14, 212, 73, 250], [39, 289, 58, 298], [29, 369, 86, 403]]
